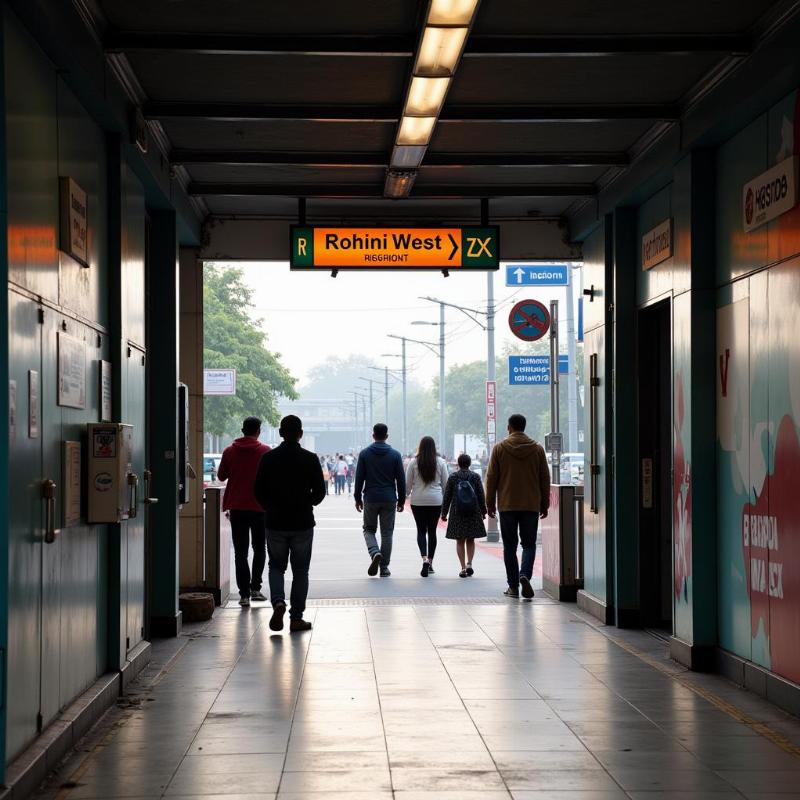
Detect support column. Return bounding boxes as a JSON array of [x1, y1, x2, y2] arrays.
[[178, 248, 205, 592], [147, 210, 181, 637], [612, 207, 640, 627]]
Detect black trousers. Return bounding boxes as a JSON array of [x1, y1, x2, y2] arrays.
[[411, 504, 441, 560], [229, 509, 267, 598]]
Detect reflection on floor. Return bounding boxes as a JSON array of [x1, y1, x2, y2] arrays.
[[34, 600, 800, 800]]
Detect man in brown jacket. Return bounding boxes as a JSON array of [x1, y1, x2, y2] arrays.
[[485, 414, 551, 599]]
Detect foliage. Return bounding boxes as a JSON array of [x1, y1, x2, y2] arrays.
[[204, 265, 298, 437]]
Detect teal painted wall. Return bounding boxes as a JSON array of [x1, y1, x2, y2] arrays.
[[3, 6, 146, 763], [716, 89, 800, 682]]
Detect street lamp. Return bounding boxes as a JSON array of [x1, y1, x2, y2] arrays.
[[411, 319, 445, 456], [385, 337, 411, 455], [371, 360, 403, 426]]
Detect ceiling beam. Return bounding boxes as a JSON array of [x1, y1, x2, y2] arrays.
[[106, 31, 750, 57], [171, 149, 629, 167], [187, 182, 596, 198], [145, 102, 678, 122]]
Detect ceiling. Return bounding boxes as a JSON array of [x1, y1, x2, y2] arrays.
[[85, 0, 794, 227]]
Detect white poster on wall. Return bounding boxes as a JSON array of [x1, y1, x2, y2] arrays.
[[58, 332, 86, 409], [204, 368, 237, 396]]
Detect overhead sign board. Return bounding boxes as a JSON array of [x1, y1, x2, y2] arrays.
[[641, 218, 673, 270], [204, 369, 237, 396], [508, 355, 567, 385], [743, 155, 799, 232], [505, 264, 569, 286], [290, 226, 499, 270], [508, 299, 550, 342]]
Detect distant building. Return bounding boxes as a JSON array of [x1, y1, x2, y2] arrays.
[[265, 398, 370, 454]]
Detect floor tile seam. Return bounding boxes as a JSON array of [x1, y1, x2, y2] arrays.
[[573, 611, 800, 762], [271, 608, 319, 796], [412, 605, 514, 799], [463, 605, 639, 790], [363, 607, 396, 797], [163, 612, 281, 798]]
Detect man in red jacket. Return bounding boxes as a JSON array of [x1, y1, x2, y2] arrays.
[[217, 416, 271, 607]]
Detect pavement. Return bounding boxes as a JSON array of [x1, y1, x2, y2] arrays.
[[225, 492, 543, 604]]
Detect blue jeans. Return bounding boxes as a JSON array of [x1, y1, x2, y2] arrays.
[[499, 511, 538, 589], [363, 501, 396, 566], [267, 528, 314, 619]]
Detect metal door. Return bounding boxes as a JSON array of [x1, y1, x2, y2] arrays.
[[6, 292, 43, 758], [124, 345, 146, 654]]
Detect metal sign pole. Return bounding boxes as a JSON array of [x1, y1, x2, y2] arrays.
[[549, 300, 561, 484]]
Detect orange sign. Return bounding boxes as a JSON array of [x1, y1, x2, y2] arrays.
[[291, 226, 499, 270]]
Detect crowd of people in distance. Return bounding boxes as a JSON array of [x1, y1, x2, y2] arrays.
[[216, 413, 551, 632]]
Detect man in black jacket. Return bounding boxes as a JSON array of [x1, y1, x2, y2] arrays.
[[254, 415, 326, 632]]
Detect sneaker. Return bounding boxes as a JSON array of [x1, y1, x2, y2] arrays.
[[251, 590, 267, 602], [289, 618, 312, 633], [503, 587, 519, 599], [368, 553, 382, 576], [380, 568, 391, 577], [465, 564, 474, 576], [239, 595, 250, 607], [459, 569, 468, 578], [428, 564, 435, 574], [421, 561, 430, 577], [269, 601, 287, 631], [519, 575, 534, 599]]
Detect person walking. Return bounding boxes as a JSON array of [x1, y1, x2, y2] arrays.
[[254, 415, 326, 632], [345, 454, 355, 495], [442, 453, 487, 577], [485, 414, 551, 599], [405, 436, 448, 576], [217, 417, 271, 607], [334, 455, 348, 495], [354, 423, 405, 577]]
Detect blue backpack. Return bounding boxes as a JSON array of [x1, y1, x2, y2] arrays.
[[455, 477, 478, 513]]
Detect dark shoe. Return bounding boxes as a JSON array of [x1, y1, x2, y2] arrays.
[[251, 590, 267, 602], [290, 618, 312, 633], [459, 569, 468, 578], [465, 564, 474, 576], [269, 601, 286, 631], [239, 595, 250, 607], [368, 553, 382, 576], [503, 587, 519, 599], [428, 564, 435, 574], [421, 561, 430, 577], [380, 568, 391, 577], [519, 575, 534, 599]]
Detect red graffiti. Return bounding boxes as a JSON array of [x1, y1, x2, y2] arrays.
[[720, 349, 730, 398], [673, 373, 692, 598], [741, 415, 800, 683]]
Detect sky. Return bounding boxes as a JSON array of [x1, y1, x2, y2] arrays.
[[230, 261, 583, 391]]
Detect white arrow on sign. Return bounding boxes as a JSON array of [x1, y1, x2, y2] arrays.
[[513, 267, 525, 284]]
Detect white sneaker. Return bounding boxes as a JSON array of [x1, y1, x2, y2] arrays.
[[239, 596, 250, 607]]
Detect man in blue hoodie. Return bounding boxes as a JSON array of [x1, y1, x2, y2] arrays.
[[354, 423, 406, 577]]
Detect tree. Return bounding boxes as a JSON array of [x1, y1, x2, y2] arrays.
[[204, 265, 298, 438]]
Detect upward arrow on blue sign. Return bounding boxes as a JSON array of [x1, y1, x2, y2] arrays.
[[506, 264, 569, 287]]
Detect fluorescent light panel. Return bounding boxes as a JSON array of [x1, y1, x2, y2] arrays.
[[405, 76, 450, 116], [428, 0, 480, 25], [397, 116, 437, 146], [415, 26, 468, 77], [391, 145, 427, 168]]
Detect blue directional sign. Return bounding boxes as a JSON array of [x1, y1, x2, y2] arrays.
[[506, 264, 569, 287], [509, 355, 569, 385]]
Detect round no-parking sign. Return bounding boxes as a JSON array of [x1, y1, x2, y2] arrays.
[[508, 299, 550, 341]]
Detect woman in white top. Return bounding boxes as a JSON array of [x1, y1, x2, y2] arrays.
[[405, 436, 449, 577]]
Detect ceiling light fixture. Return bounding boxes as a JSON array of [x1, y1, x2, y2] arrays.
[[384, 0, 482, 198]]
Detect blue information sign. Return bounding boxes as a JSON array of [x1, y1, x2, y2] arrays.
[[505, 264, 569, 287], [508, 355, 569, 385]]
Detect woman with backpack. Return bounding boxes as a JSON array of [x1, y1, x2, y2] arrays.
[[405, 436, 449, 576], [441, 453, 487, 577]]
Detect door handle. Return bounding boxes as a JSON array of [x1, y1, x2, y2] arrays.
[[127, 472, 139, 518], [42, 479, 58, 543], [143, 468, 159, 504]]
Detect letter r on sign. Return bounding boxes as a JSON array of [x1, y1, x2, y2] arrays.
[[298, 238, 307, 256]]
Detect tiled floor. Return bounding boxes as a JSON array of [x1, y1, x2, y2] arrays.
[[35, 599, 800, 800]]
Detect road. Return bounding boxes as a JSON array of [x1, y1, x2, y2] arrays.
[[224, 491, 543, 603]]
